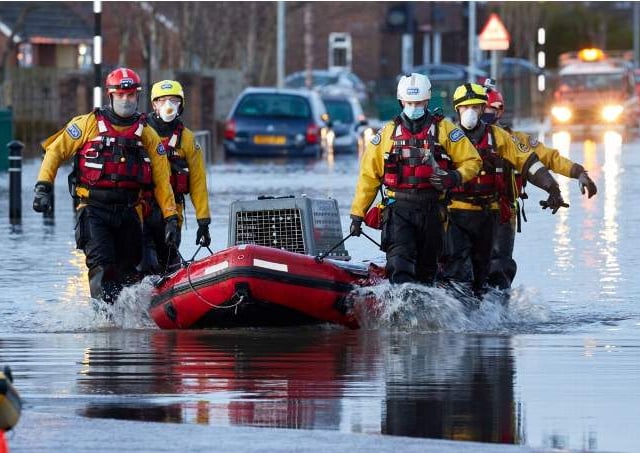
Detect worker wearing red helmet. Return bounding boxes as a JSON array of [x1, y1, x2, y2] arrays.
[[33, 67, 178, 304], [441, 83, 567, 296], [482, 80, 597, 289]]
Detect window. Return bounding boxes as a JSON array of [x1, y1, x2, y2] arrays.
[[236, 93, 312, 119], [323, 99, 354, 124]]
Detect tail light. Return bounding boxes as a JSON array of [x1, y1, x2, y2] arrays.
[[306, 124, 319, 144], [224, 119, 236, 140]]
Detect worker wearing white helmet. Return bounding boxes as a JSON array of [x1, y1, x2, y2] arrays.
[[349, 73, 482, 285]]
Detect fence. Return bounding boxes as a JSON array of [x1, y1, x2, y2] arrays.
[[2, 67, 243, 157]]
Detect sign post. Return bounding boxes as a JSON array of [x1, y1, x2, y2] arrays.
[[478, 13, 510, 80]]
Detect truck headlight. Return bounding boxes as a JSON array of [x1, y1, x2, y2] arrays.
[[551, 106, 572, 123], [601, 105, 623, 122]]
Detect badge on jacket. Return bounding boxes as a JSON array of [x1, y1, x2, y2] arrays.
[[157, 143, 166, 155], [511, 135, 530, 153], [66, 124, 81, 139], [528, 135, 539, 147], [449, 128, 465, 142], [370, 130, 382, 145]]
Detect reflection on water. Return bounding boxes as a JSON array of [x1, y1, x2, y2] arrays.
[[71, 330, 519, 444], [600, 134, 622, 298], [551, 131, 571, 156], [383, 334, 517, 443]]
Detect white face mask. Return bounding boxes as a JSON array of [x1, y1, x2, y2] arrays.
[[159, 100, 180, 122], [460, 108, 479, 130]]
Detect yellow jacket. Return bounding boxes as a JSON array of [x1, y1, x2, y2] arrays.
[[511, 130, 574, 178], [449, 125, 539, 211], [350, 117, 482, 218], [38, 111, 177, 219], [161, 125, 211, 222]]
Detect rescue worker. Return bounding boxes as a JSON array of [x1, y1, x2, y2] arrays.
[[349, 73, 482, 285], [32, 67, 178, 303], [140, 80, 211, 274], [482, 83, 597, 289], [441, 83, 568, 294]]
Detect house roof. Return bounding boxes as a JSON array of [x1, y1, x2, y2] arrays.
[[0, 2, 92, 44]]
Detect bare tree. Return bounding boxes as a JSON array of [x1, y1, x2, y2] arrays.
[[0, 4, 35, 106], [498, 3, 544, 61]]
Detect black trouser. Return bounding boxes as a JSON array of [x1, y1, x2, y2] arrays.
[[75, 203, 143, 302], [487, 216, 517, 289], [442, 209, 498, 293], [139, 200, 181, 275], [381, 200, 444, 285]]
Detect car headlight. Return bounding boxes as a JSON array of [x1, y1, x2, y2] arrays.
[[601, 105, 623, 122], [551, 106, 572, 123]]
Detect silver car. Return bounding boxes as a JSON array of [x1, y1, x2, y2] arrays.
[[321, 94, 368, 154], [285, 69, 368, 104]]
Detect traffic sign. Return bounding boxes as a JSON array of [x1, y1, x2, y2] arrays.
[[478, 13, 510, 51]]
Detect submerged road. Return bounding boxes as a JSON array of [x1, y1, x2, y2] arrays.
[[1, 130, 638, 452]]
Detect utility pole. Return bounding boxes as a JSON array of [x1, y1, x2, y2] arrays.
[[277, 1, 285, 88], [304, 3, 313, 89], [93, 0, 102, 108], [401, 2, 415, 73], [467, 1, 476, 82]]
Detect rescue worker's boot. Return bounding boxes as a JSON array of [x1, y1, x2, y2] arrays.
[[487, 259, 517, 290], [88, 265, 122, 304], [386, 255, 416, 284]]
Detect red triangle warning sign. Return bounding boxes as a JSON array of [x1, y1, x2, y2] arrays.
[[478, 13, 510, 51]]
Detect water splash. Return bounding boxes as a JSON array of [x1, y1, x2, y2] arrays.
[[347, 282, 550, 333], [90, 277, 157, 330]]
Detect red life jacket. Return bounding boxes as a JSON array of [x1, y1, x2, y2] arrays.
[[383, 116, 453, 190], [76, 110, 152, 191], [451, 124, 506, 199], [162, 123, 190, 195]]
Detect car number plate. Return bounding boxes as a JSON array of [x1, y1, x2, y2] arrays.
[[254, 135, 286, 145]]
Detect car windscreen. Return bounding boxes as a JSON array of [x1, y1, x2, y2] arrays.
[[559, 73, 625, 91], [235, 94, 312, 119], [323, 99, 354, 124], [286, 74, 339, 88]]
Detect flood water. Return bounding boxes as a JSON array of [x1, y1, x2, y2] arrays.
[[1, 131, 639, 452]]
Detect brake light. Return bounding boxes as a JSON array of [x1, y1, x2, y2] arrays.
[[224, 119, 236, 140], [306, 124, 319, 144]]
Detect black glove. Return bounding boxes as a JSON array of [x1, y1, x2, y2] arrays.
[[540, 185, 569, 214], [350, 218, 362, 237], [578, 171, 597, 198], [33, 181, 53, 213], [164, 215, 179, 248], [196, 219, 211, 247], [429, 170, 461, 191]]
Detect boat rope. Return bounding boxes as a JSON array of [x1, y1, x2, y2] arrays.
[[315, 232, 353, 263], [315, 230, 382, 263], [184, 260, 244, 310]]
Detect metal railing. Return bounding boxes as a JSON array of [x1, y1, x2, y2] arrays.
[[193, 130, 213, 164]]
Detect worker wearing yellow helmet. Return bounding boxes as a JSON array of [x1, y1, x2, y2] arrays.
[[140, 79, 211, 274], [441, 83, 568, 295], [349, 73, 482, 285]]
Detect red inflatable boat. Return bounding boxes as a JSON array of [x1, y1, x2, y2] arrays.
[[150, 244, 383, 329]]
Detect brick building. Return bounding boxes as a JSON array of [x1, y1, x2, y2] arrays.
[[285, 1, 470, 92]]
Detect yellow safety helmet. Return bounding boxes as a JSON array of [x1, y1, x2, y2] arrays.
[[151, 80, 185, 107], [452, 83, 487, 109]]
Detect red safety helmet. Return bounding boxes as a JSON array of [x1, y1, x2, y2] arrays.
[[105, 67, 142, 94], [486, 88, 504, 112]]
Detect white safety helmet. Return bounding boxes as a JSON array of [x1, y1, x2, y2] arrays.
[[397, 73, 432, 102]]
